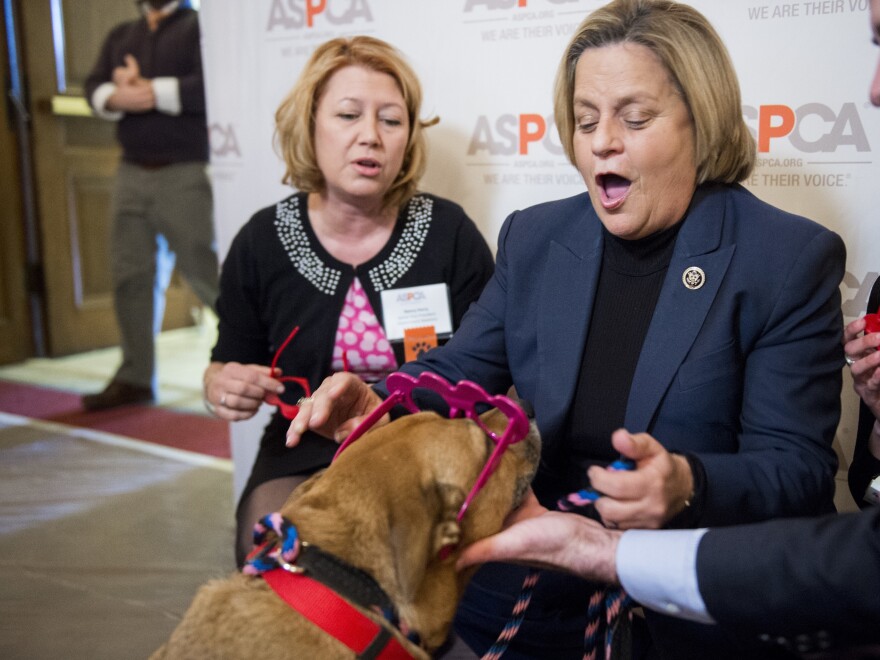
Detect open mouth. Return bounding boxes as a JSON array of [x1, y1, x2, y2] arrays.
[[596, 173, 631, 209], [354, 158, 381, 175]]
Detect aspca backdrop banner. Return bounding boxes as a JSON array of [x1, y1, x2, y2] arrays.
[[198, 0, 875, 505], [698, 0, 878, 488]]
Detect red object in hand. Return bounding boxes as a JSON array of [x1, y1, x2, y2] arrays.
[[864, 313, 880, 334], [263, 326, 312, 419]]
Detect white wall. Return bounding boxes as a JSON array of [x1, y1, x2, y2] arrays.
[[199, 0, 878, 504]]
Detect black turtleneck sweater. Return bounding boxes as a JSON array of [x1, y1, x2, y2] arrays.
[[559, 220, 682, 492]]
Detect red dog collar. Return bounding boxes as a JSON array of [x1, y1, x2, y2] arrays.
[[244, 513, 418, 659], [263, 567, 414, 659]]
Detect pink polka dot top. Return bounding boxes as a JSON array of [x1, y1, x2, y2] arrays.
[[331, 277, 398, 382]]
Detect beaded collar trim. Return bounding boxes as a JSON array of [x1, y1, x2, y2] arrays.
[[274, 194, 433, 296]]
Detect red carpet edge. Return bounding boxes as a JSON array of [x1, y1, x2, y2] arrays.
[[0, 379, 231, 460]]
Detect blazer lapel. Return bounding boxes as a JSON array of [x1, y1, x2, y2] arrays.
[[535, 212, 603, 440], [625, 187, 734, 432]]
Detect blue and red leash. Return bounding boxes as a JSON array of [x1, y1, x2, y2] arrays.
[[481, 459, 635, 660]]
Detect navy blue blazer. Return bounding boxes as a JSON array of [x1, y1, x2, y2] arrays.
[[400, 182, 845, 526], [697, 506, 880, 655], [386, 182, 846, 656]]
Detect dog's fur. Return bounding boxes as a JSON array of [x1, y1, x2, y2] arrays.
[[151, 409, 540, 659]]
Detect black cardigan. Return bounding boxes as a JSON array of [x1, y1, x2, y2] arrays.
[[212, 192, 495, 493]]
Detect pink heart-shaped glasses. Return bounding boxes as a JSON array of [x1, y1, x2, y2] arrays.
[[333, 371, 530, 523]]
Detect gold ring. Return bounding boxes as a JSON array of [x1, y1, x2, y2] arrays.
[[296, 396, 313, 407]]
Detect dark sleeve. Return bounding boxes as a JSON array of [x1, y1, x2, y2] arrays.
[[210, 217, 272, 366], [696, 229, 844, 524], [84, 25, 126, 104], [447, 210, 495, 329], [696, 508, 880, 653], [176, 13, 206, 114], [848, 275, 880, 508]]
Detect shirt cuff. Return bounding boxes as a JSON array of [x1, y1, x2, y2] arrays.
[[91, 82, 124, 120], [152, 77, 181, 115], [617, 528, 715, 624]]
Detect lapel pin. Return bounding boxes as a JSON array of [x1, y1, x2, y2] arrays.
[[682, 266, 705, 290]]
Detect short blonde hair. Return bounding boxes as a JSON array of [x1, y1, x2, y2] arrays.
[[275, 36, 437, 211], [553, 0, 755, 184]]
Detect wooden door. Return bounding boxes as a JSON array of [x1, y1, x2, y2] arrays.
[[14, 0, 199, 359], [0, 5, 34, 364]]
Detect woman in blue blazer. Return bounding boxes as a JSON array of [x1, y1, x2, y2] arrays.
[[289, 1, 845, 657], [459, 2, 880, 655]]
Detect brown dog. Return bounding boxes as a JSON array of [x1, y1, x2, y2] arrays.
[[151, 408, 540, 659]]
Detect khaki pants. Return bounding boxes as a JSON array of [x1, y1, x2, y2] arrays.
[[110, 161, 219, 389]]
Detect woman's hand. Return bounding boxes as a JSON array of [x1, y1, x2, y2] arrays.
[[286, 371, 386, 447], [457, 490, 622, 584], [588, 429, 694, 530], [203, 361, 283, 421], [844, 315, 880, 423]]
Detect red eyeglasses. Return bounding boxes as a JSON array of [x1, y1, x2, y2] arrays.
[[333, 371, 530, 523], [263, 326, 312, 419]]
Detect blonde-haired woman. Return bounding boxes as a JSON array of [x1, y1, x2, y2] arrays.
[[203, 36, 494, 567]]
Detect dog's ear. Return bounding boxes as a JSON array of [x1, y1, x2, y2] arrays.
[[388, 480, 465, 604], [431, 482, 465, 557]]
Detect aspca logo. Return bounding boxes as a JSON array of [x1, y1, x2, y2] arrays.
[[468, 114, 564, 156], [742, 103, 870, 154], [209, 123, 241, 158], [266, 0, 373, 30], [463, 0, 578, 10], [396, 291, 426, 302]]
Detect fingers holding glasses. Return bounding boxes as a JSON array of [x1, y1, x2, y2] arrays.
[[287, 373, 382, 447], [845, 341, 880, 371], [843, 315, 880, 370], [848, 345, 880, 421], [287, 374, 354, 446], [205, 363, 283, 421], [205, 389, 245, 420]]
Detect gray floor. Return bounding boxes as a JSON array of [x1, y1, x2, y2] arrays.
[[0, 314, 237, 659]]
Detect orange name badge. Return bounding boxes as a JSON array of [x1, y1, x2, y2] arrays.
[[404, 325, 438, 362]]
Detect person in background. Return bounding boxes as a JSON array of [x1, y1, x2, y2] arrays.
[[845, 274, 880, 508], [287, 1, 846, 657], [459, 1, 880, 657], [82, 0, 219, 411], [202, 36, 494, 567]]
